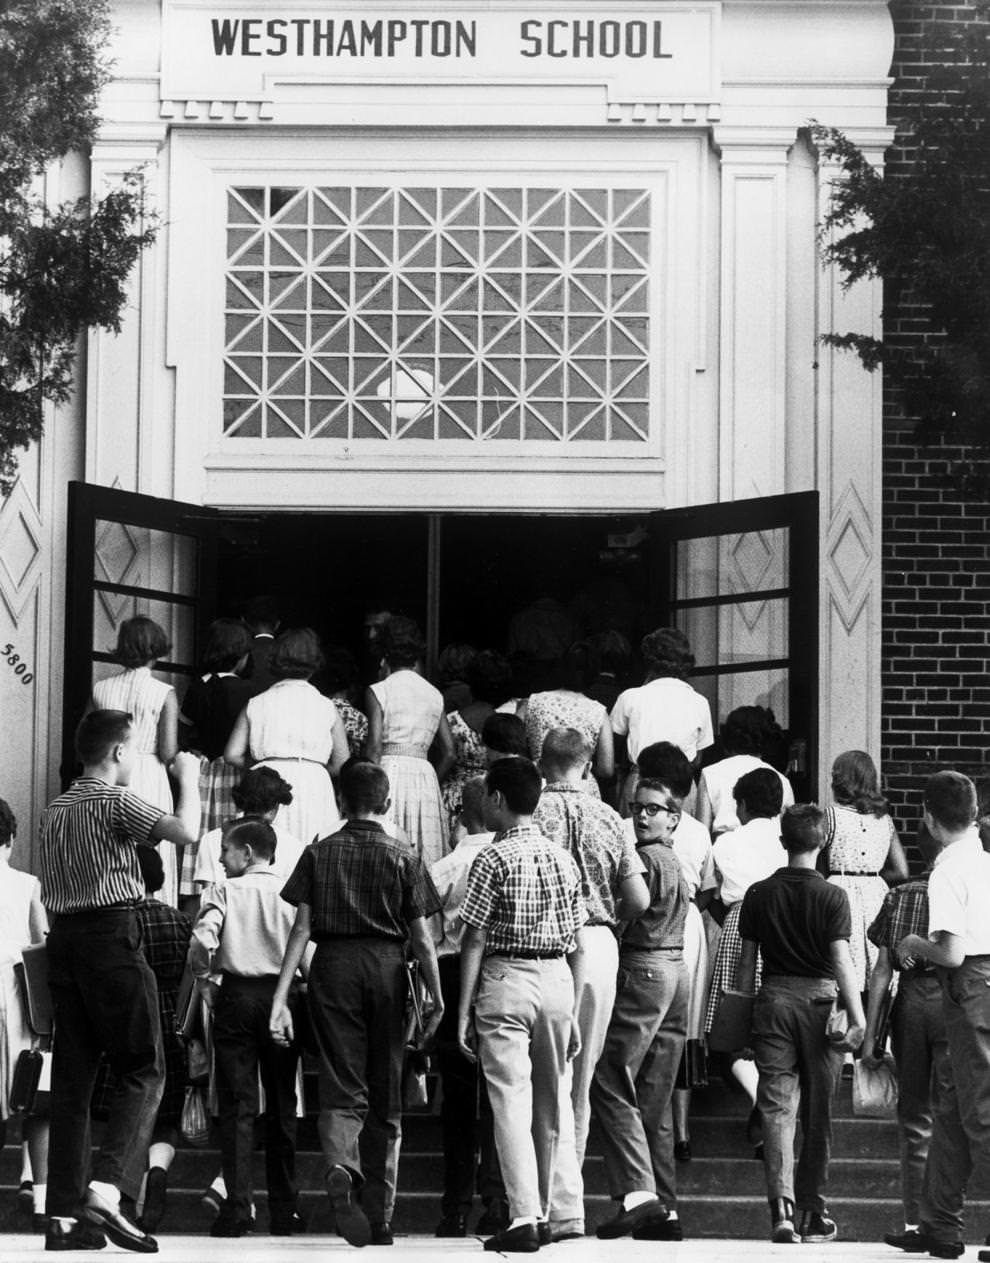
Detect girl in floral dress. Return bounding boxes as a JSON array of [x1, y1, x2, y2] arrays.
[[824, 750, 908, 991], [440, 650, 511, 829], [520, 641, 614, 797]]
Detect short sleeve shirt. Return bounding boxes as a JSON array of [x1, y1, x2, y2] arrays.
[[739, 867, 851, 978], [461, 824, 587, 956], [39, 778, 164, 913], [867, 876, 935, 972], [927, 829, 990, 954], [609, 677, 714, 763], [621, 839, 691, 951], [532, 784, 645, 927], [281, 818, 441, 940]]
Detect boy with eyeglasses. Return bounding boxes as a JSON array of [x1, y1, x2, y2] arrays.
[[589, 777, 691, 1241]]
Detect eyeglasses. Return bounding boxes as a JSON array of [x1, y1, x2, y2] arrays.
[[628, 801, 679, 818]]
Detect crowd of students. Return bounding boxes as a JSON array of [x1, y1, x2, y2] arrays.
[[3, 607, 990, 1258]]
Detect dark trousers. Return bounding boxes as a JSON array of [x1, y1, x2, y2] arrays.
[[590, 948, 687, 1207], [308, 938, 407, 1225], [920, 957, 990, 1245], [753, 975, 841, 1214], [435, 954, 503, 1217], [46, 908, 164, 1215], [213, 974, 300, 1221], [890, 972, 949, 1225]]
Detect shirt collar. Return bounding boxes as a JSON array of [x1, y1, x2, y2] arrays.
[[344, 818, 387, 835], [933, 825, 982, 866], [496, 824, 543, 843], [543, 781, 585, 795]]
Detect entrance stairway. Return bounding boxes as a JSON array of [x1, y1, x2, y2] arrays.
[[3, 1073, 989, 1241]]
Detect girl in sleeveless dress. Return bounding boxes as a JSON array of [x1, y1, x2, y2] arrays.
[[92, 616, 181, 905], [224, 628, 348, 846], [824, 750, 908, 991], [366, 617, 455, 866]]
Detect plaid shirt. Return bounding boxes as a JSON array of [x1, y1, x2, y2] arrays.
[[281, 818, 440, 940], [533, 783, 645, 928], [868, 873, 935, 973], [461, 824, 586, 956]]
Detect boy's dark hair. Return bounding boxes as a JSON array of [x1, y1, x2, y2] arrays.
[[637, 741, 693, 799], [482, 712, 527, 756], [76, 710, 132, 765], [340, 760, 390, 816], [733, 767, 784, 819], [924, 770, 978, 833], [202, 618, 253, 673], [136, 845, 165, 893], [540, 726, 591, 775], [487, 757, 542, 816], [0, 797, 16, 846], [223, 816, 277, 860], [232, 766, 293, 814], [779, 803, 825, 854], [115, 616, 170, 668]]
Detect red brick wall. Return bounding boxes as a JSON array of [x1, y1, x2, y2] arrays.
[[881, 1, 990, 834]]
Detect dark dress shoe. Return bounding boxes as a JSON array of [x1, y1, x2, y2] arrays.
[[435, 1214, 468, 1237], [926, 1243, 964, 1259], [633, 1213, 683, 1241], [370, 1222, 394, 1245], [596, 1198, 665, 1239], [45, 1218, 107, 1251], [885, 1229, 928, 1251], [83, 1190, 158, 1253], [270, 1209, 307, 1235], [674, 1141, 692, 1162], [326, 1166, 371, 1248], [210, 1213, 252, 1238], [537, 1222, 552, 1245], [483, 1223, 540, 1253]]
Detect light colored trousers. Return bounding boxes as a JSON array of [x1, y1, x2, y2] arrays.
[[475, 954, 574, 1221], [549, 925, 619, 1231]]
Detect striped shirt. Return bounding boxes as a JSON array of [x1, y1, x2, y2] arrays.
[[461, 824, 586, 957], [39, 778, 164, 913]]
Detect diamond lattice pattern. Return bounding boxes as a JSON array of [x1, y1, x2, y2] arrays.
[[223, 185, 652, 442]]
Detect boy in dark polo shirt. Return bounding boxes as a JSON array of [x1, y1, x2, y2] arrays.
[[737, 803, 865, 1246], [270, 761, 443, 1248]]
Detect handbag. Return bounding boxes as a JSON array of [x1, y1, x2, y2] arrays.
[[852, 1056, 898, 1118], [707, 990, 755, 1053], [402, 960, 432, 1109], [18, 942, 53, 1037], [179, 1085, 210, 1146], [10, 1047, 53, 1114], [675, 1037, 709, 1090]]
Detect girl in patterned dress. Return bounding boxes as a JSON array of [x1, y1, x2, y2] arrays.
[[824, 750, 908, 991], [179, 619, 256, 907], [440, 649, 512, 829], [366, 616, 455, 866], [520, 641, 614, 798], [92, 616, 181, 905]]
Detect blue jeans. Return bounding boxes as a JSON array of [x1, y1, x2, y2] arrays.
[[752, 975, 841, 1213], [589, 948, 687, 1207]]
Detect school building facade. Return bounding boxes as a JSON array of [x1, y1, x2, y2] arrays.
[[3, 0, 950, 852]]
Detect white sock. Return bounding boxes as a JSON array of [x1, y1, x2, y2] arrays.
[[33, 1184, 47, 1214], [53, 1217, 77, 1230], [666, 1210, 679, 1221], [88, 1181, 120, 1210], [509, 1217, 537, 1230], [905, 1224, 919, 1233], [148, 1143, 175, 1171], [21, 1142, 32, 1184], [622, 1191, 656, 1212], [209, 1175, 226, 1197], [731, 1057, 760, 1101]]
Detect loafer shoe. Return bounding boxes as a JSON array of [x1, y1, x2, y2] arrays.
[[326, 1165, 371, 1248], [674, 1141, 692, 1162], [45, 1218, 107, 1251], [596, 1198, 665, 1239], [927, 1244, 964, 1260], [483, 1223, 540, 1253], [885, 1230, 929, 1252], [799, 1211, 837, 1243], [632, 1212, 683, 1241], [435, 1214, 468, 1237], [370, 1222, 394, 1246], [83, 1190, 158, 1254], [139, 1168, 167, 1234]]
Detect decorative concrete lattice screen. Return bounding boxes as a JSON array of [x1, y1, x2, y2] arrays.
[[223, 185, 652, 442]]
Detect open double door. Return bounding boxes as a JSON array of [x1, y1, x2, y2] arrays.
[[63, 482, 818, 797]]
